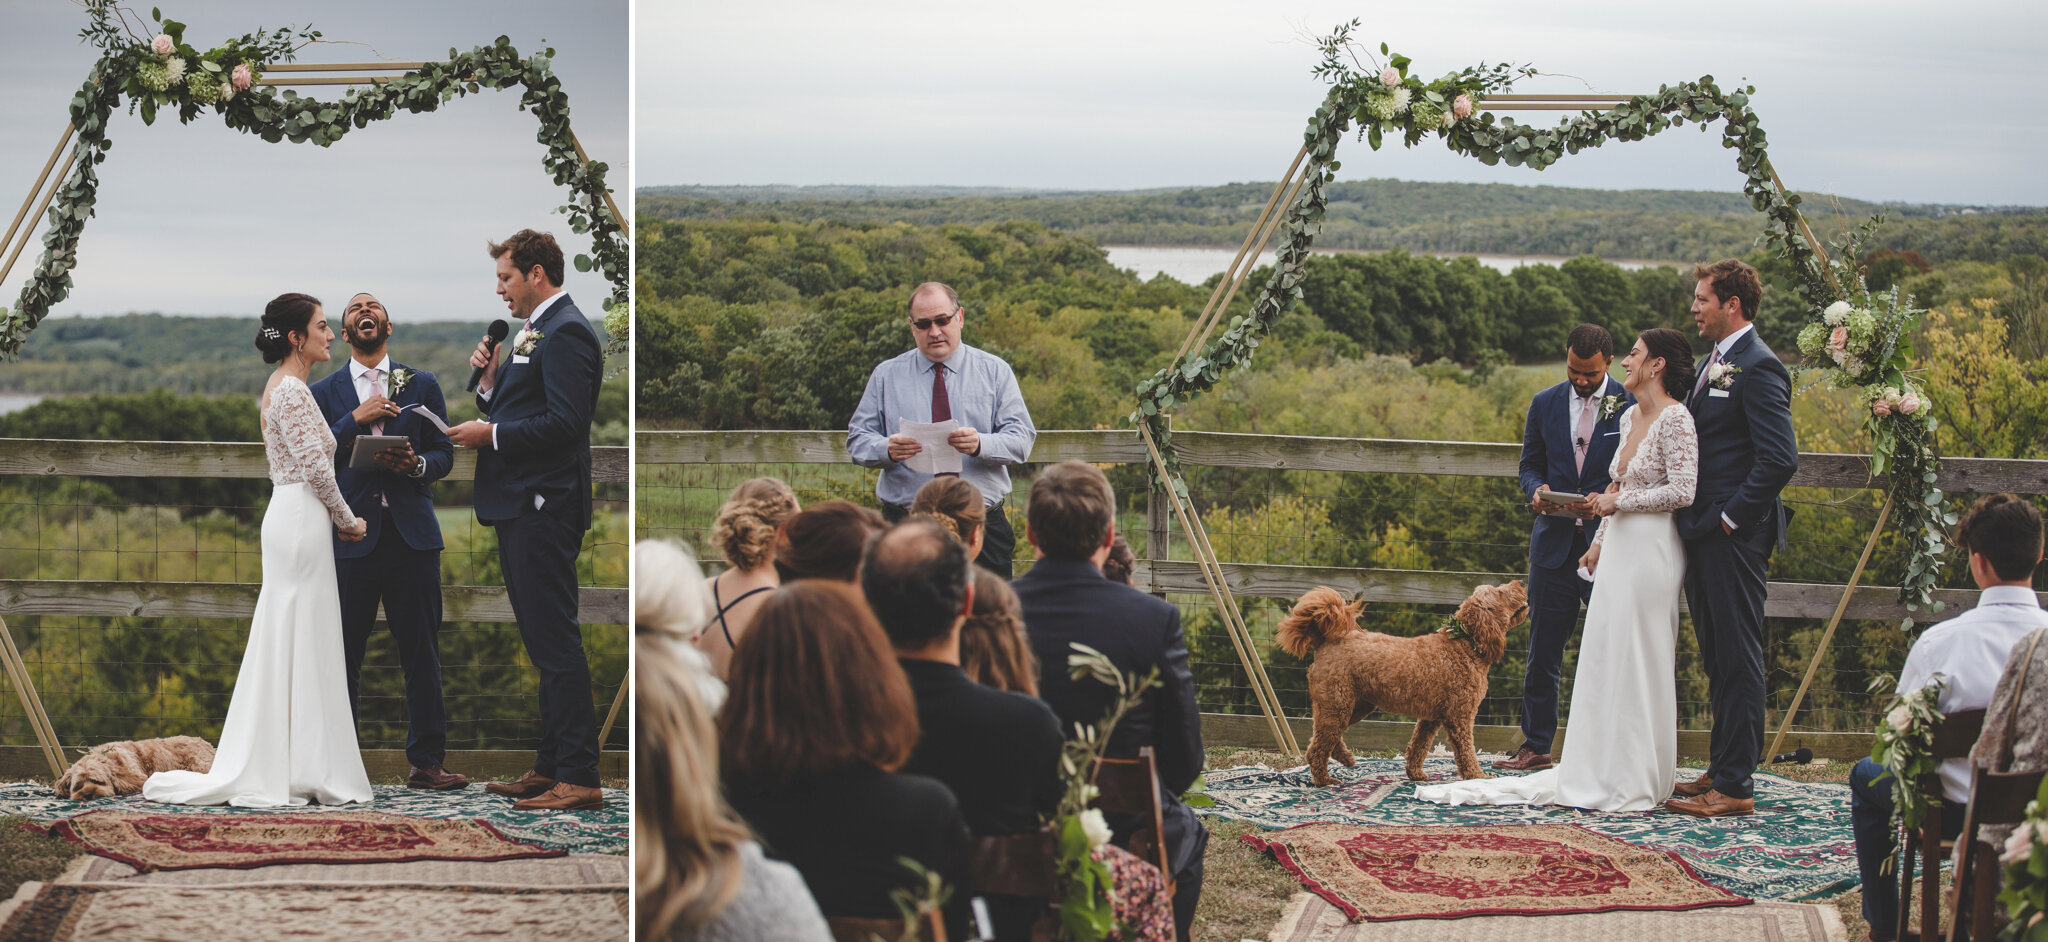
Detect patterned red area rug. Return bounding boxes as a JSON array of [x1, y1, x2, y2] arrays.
[[1242, 823, 1750, 922], [44, 810, 566, 872], [0, 883, 626, 941]]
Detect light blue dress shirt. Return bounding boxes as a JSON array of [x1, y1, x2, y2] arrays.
[[847, 344, 1036, 507]]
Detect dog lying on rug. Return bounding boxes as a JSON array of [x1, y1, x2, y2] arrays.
[[55, 736, 216, 800], [1278, 582, 1528, 786]]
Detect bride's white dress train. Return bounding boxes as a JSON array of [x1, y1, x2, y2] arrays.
[[143, 375, 373, 807], [1417, 404, 1697, 812]]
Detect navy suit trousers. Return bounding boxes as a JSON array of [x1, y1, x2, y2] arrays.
[[494, 506, 599, 787], [335, 507, 446, 769], [1683, 523, 1773, 800], [1520, 523, 1594, 755]]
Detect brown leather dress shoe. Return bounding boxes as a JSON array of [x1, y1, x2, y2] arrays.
[[1672, 772, 1715, 797], [1494, 747, 1554, 772], [511, 782, 604, 812], [485, 770, 556, 799], [1666, 789, 1755, 817], [407, 765, 471, 791]]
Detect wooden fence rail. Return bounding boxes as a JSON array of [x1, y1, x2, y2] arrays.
[[1, 439, 629, 483]]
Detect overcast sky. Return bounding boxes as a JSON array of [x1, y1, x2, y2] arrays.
[[645, 0, 2045, 207], [0, 1, 626, 325]]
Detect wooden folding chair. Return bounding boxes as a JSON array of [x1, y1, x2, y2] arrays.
[[1945, 766, 2046, 942], [827, 909, 946, 942], [1092, 745, 1176, 896], [1899, 708, 1985, 942], [967, 827, 1060, 942]]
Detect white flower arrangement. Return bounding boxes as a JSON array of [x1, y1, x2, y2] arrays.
[[1390, 86, 1413, 113], [1599, 394, 1624, 421], [1077, 808, 1112, 851], [163, 57, 186, 87], [1707, 362, 1742, 390], [387, 367, 414, 396], [512, 327, 545, 356], [1823, 300, 1852, 327]]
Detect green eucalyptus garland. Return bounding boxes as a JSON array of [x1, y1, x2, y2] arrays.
[[0, 2, 628, 359], [1133, 22, 1948, 626]]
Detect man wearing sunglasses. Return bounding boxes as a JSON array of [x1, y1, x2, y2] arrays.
[[849, 282, 1037, 578]]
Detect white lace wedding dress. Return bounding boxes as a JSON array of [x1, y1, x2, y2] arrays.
[[1418, 403, 1697, 812], [143, 376, 374, 807]]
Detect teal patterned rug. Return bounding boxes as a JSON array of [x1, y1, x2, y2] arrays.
[[0, 783, 626, 856], [1199, 759, 1857, 902]]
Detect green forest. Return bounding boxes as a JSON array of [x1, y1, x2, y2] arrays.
[[641, 179, 2048, 267], [0, 330, 631, 754], [636, 208, 2048, 734]]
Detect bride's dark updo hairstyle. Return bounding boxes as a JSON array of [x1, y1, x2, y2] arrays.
[[254, 292, 323, 364], [1638, 327, 1696, 401]]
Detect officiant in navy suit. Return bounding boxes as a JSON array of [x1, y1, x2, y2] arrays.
[[308, 291, 467, 792], [449, 229, 605, 813], [1497, 324, 1635, 773]]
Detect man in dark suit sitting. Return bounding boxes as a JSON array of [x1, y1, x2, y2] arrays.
[[308, 291, 466, 791], [450, 229, 606, 812], [1499, 323, 1634, 772], [863, 517, 1065, 940], [1011, 461, 1205, 941]]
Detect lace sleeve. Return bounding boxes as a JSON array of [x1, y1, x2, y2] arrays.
[[1616, 407, 1698, 514], [273, 380, 360, 529]]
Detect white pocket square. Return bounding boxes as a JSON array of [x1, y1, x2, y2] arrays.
[[511, 354, 531, 364], [1602, 430, 1620, 436], [1708, 388, 1730, 398]]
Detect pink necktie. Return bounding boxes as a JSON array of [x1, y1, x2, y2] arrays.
[[1574, 395, 1596, 474], [367, 368, 386, 435]]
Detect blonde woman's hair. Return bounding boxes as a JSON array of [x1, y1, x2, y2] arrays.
[[636, 634, 753, 937], [635, 539, 715, 643], [909, 476, 984, 545], [960, 568, 1039, 695], [711, 478, 799, 570]]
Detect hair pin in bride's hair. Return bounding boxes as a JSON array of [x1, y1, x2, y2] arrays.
[[260, 326, 282, 340]]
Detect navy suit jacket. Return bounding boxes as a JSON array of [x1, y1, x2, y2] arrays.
[[309, 361, 453, 558], [1519, 377, 1633, 571], [473, 294, 602, 530], [1679, 328, 1799, 545], [1012, 558, 1204, 875]]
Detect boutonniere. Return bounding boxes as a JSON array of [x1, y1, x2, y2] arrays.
[[1598, 395, 1624, 421], [387, 366, 414, 396], [512, 328, 545, 357], [1708, 362, 1742, 390]]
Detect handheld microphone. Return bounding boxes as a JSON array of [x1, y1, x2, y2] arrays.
[[1769, 746, 1814, 765], [467, 319, 510, 392]]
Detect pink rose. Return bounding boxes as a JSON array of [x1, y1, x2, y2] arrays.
[[1379, 67, 1401, 86], [1828, 326, 1848, 351], [1453, 93, 1474, 119], [150, 34, 173, 57], [231, 63, 252, 90], [1900, 394, 1922, 415], [1872, 398, 1891, 417]]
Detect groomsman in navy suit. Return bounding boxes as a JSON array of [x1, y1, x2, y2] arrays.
[[1497, 324, 1635, 772], [450, 229, 606, 812], [309, 292, 467, 791]]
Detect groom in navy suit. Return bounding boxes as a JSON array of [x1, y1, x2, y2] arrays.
[[1499, 324, 1634, 772], [308, 292, 467, 791], [449, 229, 605, 812], [1667, 259, 1799, 818]]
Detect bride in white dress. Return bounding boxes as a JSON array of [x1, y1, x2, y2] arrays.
[[143, 293, 374, 808], [1419, 328, 1698, 812]]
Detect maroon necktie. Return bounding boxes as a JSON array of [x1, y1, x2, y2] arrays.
[[931, 364, 958, 476]]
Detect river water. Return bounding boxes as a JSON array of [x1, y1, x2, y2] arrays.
[[1104, 246, 1657, 285], [0, 393, 44, 416]]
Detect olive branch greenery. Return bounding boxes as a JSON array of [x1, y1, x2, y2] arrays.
[[1867, 671, 1947, 873], [0, 1, 627, 361], [1052, 643, 1162, 942], [1129, 23, 1948, 625]]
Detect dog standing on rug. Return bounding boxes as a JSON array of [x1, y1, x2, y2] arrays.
[[1277, 582, 1528, 786], [55, 737, 216, 800]]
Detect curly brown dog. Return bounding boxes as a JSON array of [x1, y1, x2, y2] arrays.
[[1278, 581, 1528, 786], [55, 736, 216, 800]]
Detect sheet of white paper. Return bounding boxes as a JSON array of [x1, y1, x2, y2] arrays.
[[405, 404, 453, 434], [899, 419, 962, 474]]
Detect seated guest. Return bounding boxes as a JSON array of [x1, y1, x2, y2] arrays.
[[1851, 494, 2046, 941], [634, 539, 725, 708], [772, 500, 884, 582], [720, 581, 970, 935], [1102, 532, 1137, 587], [1011, 461, 1207, 941], [863, 519, 1065, 939], [636, 633, 830, 942], [699, 478, 799, 678], [962, 569, 1040, 695], [912, 475, 988, 567]]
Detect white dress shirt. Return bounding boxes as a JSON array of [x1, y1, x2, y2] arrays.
[[1898, 584, 2048, 802]]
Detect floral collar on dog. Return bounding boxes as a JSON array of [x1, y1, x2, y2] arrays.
[[1437, 615, 1483, 657]]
